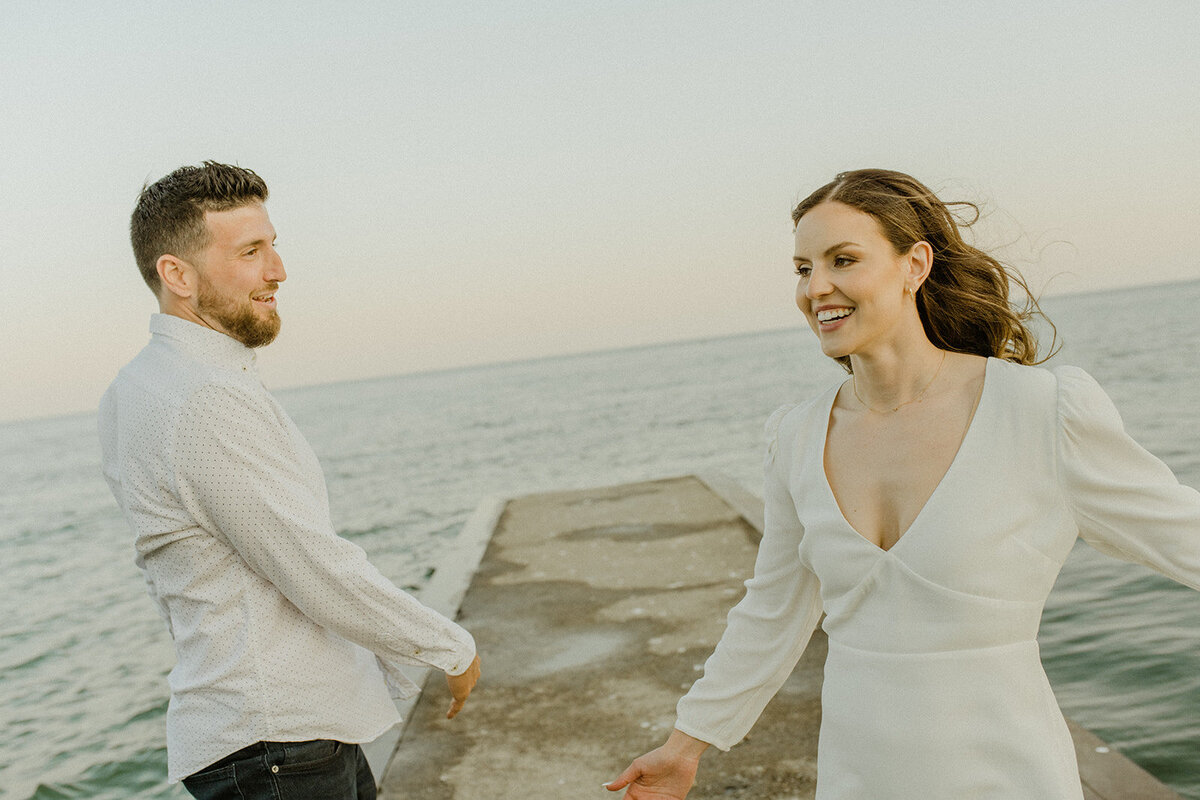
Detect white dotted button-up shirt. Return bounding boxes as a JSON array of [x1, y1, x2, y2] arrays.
[[99, 314, 476, 783]]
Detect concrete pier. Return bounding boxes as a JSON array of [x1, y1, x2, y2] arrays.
[[373, 474, 1182, 799]]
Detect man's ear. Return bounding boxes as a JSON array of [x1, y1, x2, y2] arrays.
[[157, 254, 196, 300], [906, 241, 934, 292]]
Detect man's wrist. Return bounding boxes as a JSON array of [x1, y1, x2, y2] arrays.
[[444, 649, 478, 676]]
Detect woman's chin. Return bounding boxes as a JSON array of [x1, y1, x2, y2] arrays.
[[818, 339, 852, 360]]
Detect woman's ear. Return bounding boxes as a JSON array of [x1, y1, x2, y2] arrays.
[[906, 241, 934, 292]]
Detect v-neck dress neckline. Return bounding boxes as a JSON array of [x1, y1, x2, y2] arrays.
[[816, 356, 995, 554]]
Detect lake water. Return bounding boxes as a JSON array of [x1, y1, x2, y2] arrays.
[[2, 280, 1198, 799]]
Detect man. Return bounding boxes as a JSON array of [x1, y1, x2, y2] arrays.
[[99, 162, 480, 799]]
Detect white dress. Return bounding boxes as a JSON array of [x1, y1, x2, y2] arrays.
[[674, 358, 1200, 799]]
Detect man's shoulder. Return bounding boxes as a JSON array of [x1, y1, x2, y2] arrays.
[[108, 339, 266, 426]]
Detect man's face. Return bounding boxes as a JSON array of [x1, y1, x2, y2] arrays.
[[192, 203, 285, 348]]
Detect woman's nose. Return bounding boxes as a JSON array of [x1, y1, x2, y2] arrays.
[[805, 266, 831, 298]]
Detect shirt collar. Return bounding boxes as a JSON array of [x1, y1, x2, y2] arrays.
[[150, 313, 258, 372]]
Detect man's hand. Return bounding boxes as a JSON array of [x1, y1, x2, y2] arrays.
[[604, 730, 708, 799], [445, 654, 481, 719]]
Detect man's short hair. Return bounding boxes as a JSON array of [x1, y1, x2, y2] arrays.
[[130, 161, 269, 295]]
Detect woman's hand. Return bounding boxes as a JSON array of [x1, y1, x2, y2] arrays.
[[605, 730, 708, 799], [445, 654, 481, 719]]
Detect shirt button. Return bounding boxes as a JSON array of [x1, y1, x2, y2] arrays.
[[271, 765, 279, 773]]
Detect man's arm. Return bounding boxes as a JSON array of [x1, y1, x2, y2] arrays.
[[172, 381, 477, 677]]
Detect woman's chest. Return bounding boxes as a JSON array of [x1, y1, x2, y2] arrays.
[[786, 395, 1075, 603], [823, 399, 974, 551]]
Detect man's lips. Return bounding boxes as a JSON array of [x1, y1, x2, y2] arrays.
[[252, 288, 278, 307]]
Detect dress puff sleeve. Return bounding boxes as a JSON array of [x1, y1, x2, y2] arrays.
[[674, 404, 825, 751], [1055, 366, 1200, 590]]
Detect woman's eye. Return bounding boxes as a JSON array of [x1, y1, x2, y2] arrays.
[[833, 256, 854, 268], [794, 264, 811, 277]]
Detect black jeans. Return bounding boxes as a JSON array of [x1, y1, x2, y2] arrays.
[[182, 740, 375, 800]]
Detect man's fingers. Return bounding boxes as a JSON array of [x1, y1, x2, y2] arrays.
[[444, 654, 481, 720], [446, 697, 465, 719]]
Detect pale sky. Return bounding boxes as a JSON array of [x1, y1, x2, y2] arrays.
[[2, 1, 1198, 423]]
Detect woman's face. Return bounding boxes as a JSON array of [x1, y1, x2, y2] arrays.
[[793, 201, 917, 360]]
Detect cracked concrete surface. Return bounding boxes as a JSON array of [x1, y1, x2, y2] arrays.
[[378, 475, 822, 799]]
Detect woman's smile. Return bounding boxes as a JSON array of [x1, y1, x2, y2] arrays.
[[815, 306, 856, 331]]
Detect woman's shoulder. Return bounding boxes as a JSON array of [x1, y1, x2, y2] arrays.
[[987, 357, 1101, 393], [764, 382, 841, 446], [986, 356, 1081, 399], [988, 358, 1117, 427]]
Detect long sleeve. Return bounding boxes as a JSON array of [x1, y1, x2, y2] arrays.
[[171, 381, 476, 675], [1056, 365, 1200, 589], [674, 405, 824, 751]]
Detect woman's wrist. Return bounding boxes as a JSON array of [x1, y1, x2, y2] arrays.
[[664, 728, 709, 760]]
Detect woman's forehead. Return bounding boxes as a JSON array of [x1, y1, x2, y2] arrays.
[[794, 202, 885, 255]]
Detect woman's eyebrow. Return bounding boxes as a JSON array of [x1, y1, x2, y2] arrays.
[[794, 241, 860, 262]]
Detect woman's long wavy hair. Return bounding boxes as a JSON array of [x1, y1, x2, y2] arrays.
[[792, 169, 1056, 373]]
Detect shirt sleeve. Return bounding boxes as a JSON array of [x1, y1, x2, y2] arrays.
[[1056, 366, 1200, 590], [171, 381, 476, 675], [674, 404, 824, 751]]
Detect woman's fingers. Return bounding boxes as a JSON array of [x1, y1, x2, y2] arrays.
[[603, 763, 640, 791]]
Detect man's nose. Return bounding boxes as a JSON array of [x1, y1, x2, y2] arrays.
[[266, 248, 286, 282]]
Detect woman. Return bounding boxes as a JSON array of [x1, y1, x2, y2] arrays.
[[605, 169, 1200, 799]]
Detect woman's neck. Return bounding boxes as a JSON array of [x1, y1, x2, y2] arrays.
[[848, 340, 948, 413]]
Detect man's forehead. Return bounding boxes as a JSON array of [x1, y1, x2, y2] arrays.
[[204, 203, 274, 243]]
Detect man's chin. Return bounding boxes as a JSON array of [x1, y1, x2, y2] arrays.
[[243, 321, 281, 348], [196, 293, 282, 348], [226, 314, 281, 348]]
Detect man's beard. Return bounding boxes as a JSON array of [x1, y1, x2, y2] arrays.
[[197, 277, 281, 348]]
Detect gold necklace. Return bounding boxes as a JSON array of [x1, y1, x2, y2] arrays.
[[852, 350, 947, 414]]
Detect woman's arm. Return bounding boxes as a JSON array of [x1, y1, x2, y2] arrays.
[[1056, 366, 1200, 588], [671, 406, 824, 750]]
